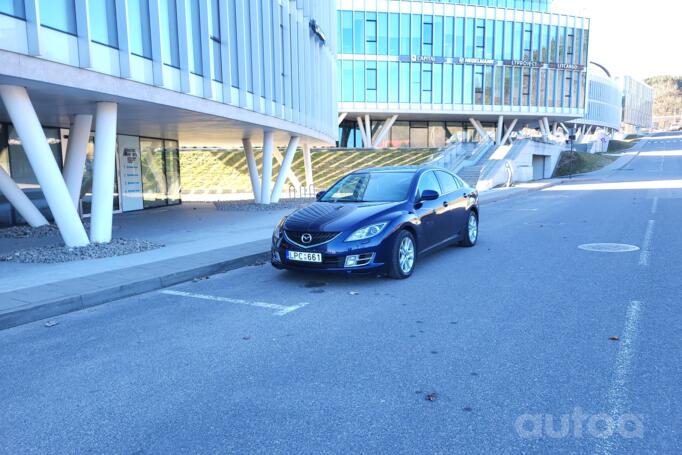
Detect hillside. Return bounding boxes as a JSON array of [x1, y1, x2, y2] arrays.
[[644, 75, 682, 118]]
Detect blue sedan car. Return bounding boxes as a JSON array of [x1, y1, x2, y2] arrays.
[[271, 166, 479, 279]]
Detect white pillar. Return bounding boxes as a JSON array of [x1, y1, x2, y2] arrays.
[[260, 130, 274, 204], [62, 114, 93, 209], [90, 102, 118, 243], [337, 112, 347, 125], [242, 138, 261, 203], [364, 114, 372, 148], [372, 115, 398, 147], [496, 115, 504, 144], [0, 85, 89, 247], [271, 136, 300, 203], [538, 119, 548, 139], [0, 167, 48, 227], [499, 119, 518, 145], [273, 148, 301, 189], [469, 118, 488, 142], [356, 116, 369, 148], [543, 117, 551, 138], [302, 143, 313, 190]]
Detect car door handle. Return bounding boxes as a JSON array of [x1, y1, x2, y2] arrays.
[[443, 201, 448, 207]]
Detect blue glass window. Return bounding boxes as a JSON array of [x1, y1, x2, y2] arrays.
[[558, 26, 566, 63], [582, 30, 589, 65], [503, 20, 512, 59], [494, 20, 503, 60], [366, 61, 376, 102], [513, 21, 522, 60], [474, 66, 483, 104], [454, 65, 463, 104], [342, 60, 353, 102], [128, 0, 152, 58], [463, 65, 473, 104], [495, 66, 503, 104], [354, 60, 365, 101], [504, 67, 512, 105], [341, 11, 353, 53], [388, 13, 399, 55], [229, 0, 239, 87], [160, 0, 180, 68], [354, 11, 364, 54], [422, 64, 432, 103], [187, 0, 203, 76], [541, 24, 549, 62], [377, 61, 388, 102], [400, 62, 410, 102], [400, 14, 410, 55], [39, 0, 76, 34], [522, 23, 532, 59], [244, 0, 253, 92], [444, 17, 454, 58], [89, 0, 118, 47], [566, 28, 575, 64], [377, 13, 387, 54], [484, 20, 493, 59], [464, 18, 474, 58], [389, 61, 399, 102], [423, 17, 433, 56], [0, 0, 25, 19], [443, 64, 453, 104], [454, 18, 464, 58], [365, 12, 376, 54], [210, 0, 222, 81], [411, 63, 421, 103], [433, 64, 442, 104], [433, 16, 443, 57], [532, 24, 540, 60], [411, 14, 422, 55], [484, 66, 493, 105]]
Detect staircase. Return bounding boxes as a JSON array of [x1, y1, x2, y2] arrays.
[[456, 141, 499, 186]]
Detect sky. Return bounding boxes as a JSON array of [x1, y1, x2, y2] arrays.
[[552, 0, 682, 80]]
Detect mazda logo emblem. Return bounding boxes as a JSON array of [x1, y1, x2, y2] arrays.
[[301, 233, 312, 244]]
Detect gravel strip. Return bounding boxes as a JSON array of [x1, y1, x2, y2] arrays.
[[213, 198, 314, 212], [0, 222, 92, 239], [0, 238, 162, 263]]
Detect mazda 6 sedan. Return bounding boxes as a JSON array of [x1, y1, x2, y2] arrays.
[[271, 166, 479, 279]]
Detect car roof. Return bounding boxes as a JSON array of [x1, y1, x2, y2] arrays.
[[353, 166, 420, 173]]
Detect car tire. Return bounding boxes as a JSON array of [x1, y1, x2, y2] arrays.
[[459, 210, 478, 247], [388, 230, 416, 279]]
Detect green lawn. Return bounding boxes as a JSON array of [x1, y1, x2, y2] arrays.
[[607, 139, 639, 153], [552, 151, 618, 177]]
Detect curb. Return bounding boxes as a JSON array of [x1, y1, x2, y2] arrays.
[[0, 247, 269, 331], [478, 180, 564, 205]]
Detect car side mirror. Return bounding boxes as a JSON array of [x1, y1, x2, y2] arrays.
[[315, 191, 326, 201], [419, 189, 439, 201]]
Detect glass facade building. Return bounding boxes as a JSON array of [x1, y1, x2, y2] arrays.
[[337, 0, 589, 147], [618, 76, 653, 132]]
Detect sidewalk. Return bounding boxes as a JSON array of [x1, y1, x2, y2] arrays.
[[0, 181, 566, 330]]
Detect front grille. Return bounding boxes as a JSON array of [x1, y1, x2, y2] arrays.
[[284, 230, 340, 248]]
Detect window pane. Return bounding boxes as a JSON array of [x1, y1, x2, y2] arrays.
[[164, 140, 181, 205], [354, 11, 364, 53], [354, 60, 364, 101], [39, 0, 76, 34], [388, 13, 399, 55], [455, 18, 464, 58], [0, 0, 25, 19], [411, 14, 421, 55], [433, 16, 442, 57], [365, 12, 376, 54], [411, 63, 421, 103], [229, 0, 239, 86], [377, 61, 388, 102], [443, 64, 452, 104], [400, 14, 410, 55], [399, 61, 409, 102], [465, 18, 474, 58], [341, 11, 353, 53], [444, 17, 453, 57], [160, 0, 180, 67], [433, 64, 442, 104], [342, 60, 353, 102], [388, 61, 399, 102], [89, 0, 118, 47], [140, 138, 168, 209], [128, 0, 152, 57], [187, 0, 203, 75], [378, 12, 388, 54]]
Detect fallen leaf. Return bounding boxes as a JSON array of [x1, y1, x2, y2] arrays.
[[425, 392, 437, 402], [44, 320, 58, 327], [609, 336, 620, 341], [349, 291, 359, 295], [242, 336, 251, 340]]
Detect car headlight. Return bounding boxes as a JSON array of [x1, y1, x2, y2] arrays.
[[272, 216, 286, 241], [345, 222, 388, 242]]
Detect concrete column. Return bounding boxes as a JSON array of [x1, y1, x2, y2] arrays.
[[90, 102, 118, 243], [356, 116, 369, 148], [496, 116, 504, 144], [302, 143, 313, 190], [499, 119, 518, 145], [0, 167, 48, 227], [62, 114, 93, 209], [469, 118, 488, 142], [273, 148, 301, 189], [337, 112, 347, 125], [553, 122, 559, 135], [364, 115, 372, 148], [372, 115, 398, 147], [0, 85, 89, 247], [243, 138, 261, 203], [271, 136, 300, 203], [543, 117, 551, 138], [538, 119, 548, 139], [260, 130, 274, 204]]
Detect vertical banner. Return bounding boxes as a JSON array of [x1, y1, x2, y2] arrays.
[[117, 135, 144, 211]]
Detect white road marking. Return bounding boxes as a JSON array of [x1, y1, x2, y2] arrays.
[[651, 196, 658, 215], [160, 290, 310, 316], [595, 300, 643, 455], [638, 220, 655, 267]]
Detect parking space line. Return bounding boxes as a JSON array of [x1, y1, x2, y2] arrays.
[[160, 290, 310, 316], [639, 220, 655, 267], [651, 196, 658, 215]]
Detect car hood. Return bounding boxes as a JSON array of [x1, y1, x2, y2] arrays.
[[283, 201, 404, 232]]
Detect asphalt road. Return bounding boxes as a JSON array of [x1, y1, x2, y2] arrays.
[[2, 133, 681, 454]]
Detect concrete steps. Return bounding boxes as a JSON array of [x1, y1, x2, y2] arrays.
[[457, 164, 485, 187]]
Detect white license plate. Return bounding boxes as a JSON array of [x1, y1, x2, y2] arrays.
[[286, 251, 322, 263]]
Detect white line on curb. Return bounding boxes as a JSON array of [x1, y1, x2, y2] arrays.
[[651, 196, 658, 215], [595, 300, 643, 455], [160, 290, 310, 316], [639, 220, 655, 267]]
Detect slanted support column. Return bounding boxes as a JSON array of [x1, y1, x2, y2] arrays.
[[273, 148, 301, 189], [538, 119, 548, 140], [372, 115, 398, 147], [90, 102, 118, 243], [356, 116, 369, 148], [0, 85, 89, 247], [271, 136, 300, 203], [499, 119, 519, 146], [364, 115, 372, 148], [302, 143, 313, 189], [242, 138, 261, 203], [62, 114, 93, 209], [469, 118, 488, 142], [337, 112, 347, 125], [543, 117, 551, 138], [260, 130, 274, 204], [496, 115, 504, 144], [0, 167, 48, 227], [553, 122, 559, 135]]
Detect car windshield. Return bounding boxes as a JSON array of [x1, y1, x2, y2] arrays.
[[320, 171, 414, 203]]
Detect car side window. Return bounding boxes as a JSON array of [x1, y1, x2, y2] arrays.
[[416, 171, 441, 198], [435, 171, 460, 194]]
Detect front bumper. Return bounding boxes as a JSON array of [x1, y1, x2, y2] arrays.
[[271, 231, 392, 273]]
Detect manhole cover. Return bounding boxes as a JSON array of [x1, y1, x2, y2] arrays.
[[578, 243, 640, 253]]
